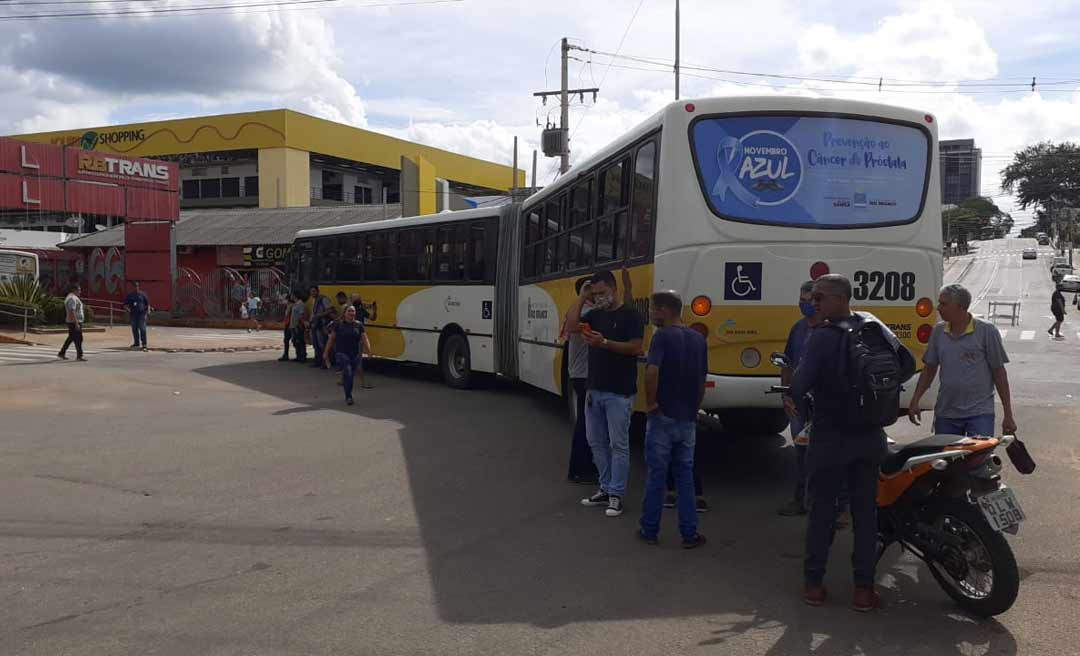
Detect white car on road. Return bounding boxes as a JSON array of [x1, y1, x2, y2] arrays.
[[1059, 274, 1080, 293], [1022, 247, 1037, 260]]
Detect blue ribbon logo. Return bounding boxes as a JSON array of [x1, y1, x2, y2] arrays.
[[711, 131, 803, 208]]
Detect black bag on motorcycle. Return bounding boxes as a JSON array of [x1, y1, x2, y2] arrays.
[[1006, 436, 1036, 475]]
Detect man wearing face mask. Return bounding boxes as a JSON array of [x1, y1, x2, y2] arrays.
[[567, 269, 644, 518], [777, 280, 821, 517]]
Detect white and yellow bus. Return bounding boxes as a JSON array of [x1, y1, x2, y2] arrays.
[[294, 96, 942, 433]]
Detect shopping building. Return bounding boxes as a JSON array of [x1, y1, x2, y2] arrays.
[[10, 109, 523, 219]]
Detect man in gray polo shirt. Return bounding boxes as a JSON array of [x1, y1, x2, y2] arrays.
[[908, 283, 1017, 437]]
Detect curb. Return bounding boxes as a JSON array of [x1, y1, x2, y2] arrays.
[[0, 334, 35, 346]]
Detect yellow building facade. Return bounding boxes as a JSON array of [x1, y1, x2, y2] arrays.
[[12, 109, 525, 212]]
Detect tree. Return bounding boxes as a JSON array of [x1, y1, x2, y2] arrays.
[[1001, 142, 1080, 210]]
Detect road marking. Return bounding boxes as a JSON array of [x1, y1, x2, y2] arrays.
[[1020, 330, 1035, 341], [0, 345, 105, 365]]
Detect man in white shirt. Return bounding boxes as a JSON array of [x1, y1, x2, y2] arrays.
[[57, 284, 86, 361]]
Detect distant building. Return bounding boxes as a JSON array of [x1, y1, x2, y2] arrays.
[[940, 138, 982, 205]]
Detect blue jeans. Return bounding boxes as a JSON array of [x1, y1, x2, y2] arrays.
[[935, 413, 995, 437], [585, 390, 632, 498], [130, 315, 147, 346], [335, 353, 363, 399], [640, 414, 698, 540]]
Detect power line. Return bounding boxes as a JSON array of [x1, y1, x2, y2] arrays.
[[0, 0, 460, 20], [581, 48, 1080, 90], [568, 57, 1069, 96], [567, 0, 645, 147]]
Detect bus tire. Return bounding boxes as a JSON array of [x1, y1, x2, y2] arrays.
[[440, 333, 472, 389], [716, 408, 789, 436]]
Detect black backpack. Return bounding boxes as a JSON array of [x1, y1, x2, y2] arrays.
[[831, 318, 912, 428]]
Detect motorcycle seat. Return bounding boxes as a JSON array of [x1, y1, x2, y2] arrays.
[[881, 434, 970, 475]]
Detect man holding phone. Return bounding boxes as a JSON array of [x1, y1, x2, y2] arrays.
[[566, 269, 643, 518]]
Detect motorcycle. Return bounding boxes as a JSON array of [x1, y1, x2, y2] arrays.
[[769, 352, 1031, 617]]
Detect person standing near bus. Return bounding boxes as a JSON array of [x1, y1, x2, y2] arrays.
[[123, 280, 151, 351], [563, 276, 599, 485], [351, 292, 370, 324], [570, 269, 644, 518], [323, 305, 371, 405], [290, 293, 308, 363], [57, 284, 86, 361], [777, 280, 822, 517], [908, 283, 1017, 437], [638, 291, 708, 548], [789, 274, 910, 612], [308, 286, 332, 369], [279, 293, 295, 362]]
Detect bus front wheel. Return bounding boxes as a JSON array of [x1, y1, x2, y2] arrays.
[[440, 333, 472, 389], [715, 408, 789, 436]]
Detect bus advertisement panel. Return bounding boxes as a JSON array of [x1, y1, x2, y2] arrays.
[[691, 115, 930, 228]]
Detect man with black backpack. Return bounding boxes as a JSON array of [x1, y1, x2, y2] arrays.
[[789, 274, 914, 612]]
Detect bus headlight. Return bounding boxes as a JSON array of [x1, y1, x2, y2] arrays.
[[740, 347, 761, 369]]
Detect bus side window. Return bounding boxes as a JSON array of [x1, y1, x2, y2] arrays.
[[630, 141, 657, 259], [596, 157, 629, 264], [338, 235, 364, 282], [317, 237, 339, 282], [434, 226, 456, 281], [364, 232, 393, 282], [567, 178, 594, 270], [397, 229, 431, 282], [468, 223, 487, 282]]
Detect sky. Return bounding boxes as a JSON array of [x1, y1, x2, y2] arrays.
[[3, 0, 1080, 229]]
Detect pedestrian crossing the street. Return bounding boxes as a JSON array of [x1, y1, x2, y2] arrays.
[[0, 344, 109, 365]]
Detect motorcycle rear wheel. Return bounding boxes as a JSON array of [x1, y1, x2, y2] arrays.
[[925, 499, 1020, 617]]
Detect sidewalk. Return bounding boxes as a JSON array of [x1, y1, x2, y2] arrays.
[[0, 325, 284, 354]]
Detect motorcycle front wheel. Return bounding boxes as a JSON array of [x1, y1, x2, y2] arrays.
[[924, 499, 1020, 617]]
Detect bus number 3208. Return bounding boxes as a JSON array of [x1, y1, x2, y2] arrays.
[[853, 270, 916, 301]]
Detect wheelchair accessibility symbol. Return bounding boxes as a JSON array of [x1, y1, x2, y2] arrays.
[[724, 262, 762, 301]]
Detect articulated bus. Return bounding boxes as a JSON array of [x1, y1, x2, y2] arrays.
[[294, 96, 942, 432]]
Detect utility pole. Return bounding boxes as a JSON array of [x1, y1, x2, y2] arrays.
[[675, 0, 680, 100], [533, 38, 599, 175]]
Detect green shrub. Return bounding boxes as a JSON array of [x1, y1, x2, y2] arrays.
[[0, 276, 48, 307]]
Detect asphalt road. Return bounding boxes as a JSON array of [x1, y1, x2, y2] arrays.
[[1, 238, 1077, 655]]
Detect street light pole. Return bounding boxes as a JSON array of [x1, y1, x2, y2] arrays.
[[674, 0, 680, 100]]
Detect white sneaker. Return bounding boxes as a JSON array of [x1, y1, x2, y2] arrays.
[[605, 496, 624, 517]]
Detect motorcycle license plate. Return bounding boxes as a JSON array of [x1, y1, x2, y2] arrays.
[[977, 488, 1026, 532]]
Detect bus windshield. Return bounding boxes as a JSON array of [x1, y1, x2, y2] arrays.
[[690, 114, 931, 228]]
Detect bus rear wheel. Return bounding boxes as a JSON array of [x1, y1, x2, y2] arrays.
[[440, 333, 472, 389], [715, 408, 789, 436]]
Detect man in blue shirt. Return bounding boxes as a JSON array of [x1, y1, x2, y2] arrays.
[[790, 274, 904, 612], [637, 291, 708, 549], [777, 280, 821, 517], [123, 280, 151, 351]]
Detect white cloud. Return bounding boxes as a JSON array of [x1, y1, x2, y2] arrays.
[[799, 3, 998, 80], [1, 9, 366, 132]]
